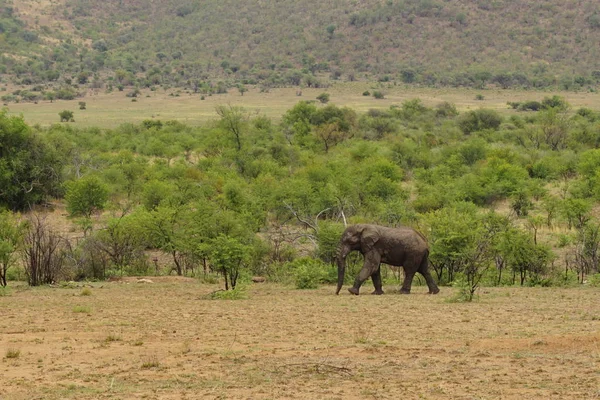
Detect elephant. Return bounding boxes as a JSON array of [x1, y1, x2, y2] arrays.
[[335, 224, 440, 295]]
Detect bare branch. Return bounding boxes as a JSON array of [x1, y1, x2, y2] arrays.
[[284, 202, 318, 232]]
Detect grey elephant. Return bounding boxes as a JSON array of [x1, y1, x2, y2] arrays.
[[335, 224, 440, 295]]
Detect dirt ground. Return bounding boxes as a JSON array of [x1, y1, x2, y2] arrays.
[[1, 279, 599, 399]]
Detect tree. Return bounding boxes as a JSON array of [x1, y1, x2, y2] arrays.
[[281, 101, 318, 144], [22, 214, 65, 286], [457, 109, 502, 134], [459, 212, 505, 301], [93, 215, 147, 274], [139, 206, 199, 276], [576, 149, 600, 198], [0, 112, 64, 210], [572, 222, 600, 283], [314, 122, 348, 153], [316, 93, 330, 104], [425, 205, 480, 284], [373, 91, 385, 99], [210, 235, 250, 290], [326, 24, 336, 39], [0, 211, 27, 287], [537, 107, 570, 151], [59, 110, 74, 122], [65, 176, 109, 219], [560, 198, 591, 230], [216, 105, 248, 151], [426, 206, 509, 300], [497, 229, 553, 285], [77, 71, 90, 85]]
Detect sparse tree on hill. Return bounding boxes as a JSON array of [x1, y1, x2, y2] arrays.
[[326, 24, 336, 39]]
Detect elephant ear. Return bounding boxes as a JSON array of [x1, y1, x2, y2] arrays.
[[361, 228, 380, 253]]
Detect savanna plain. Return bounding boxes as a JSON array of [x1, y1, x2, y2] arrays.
[[6, 84, 600, 128], [1, 279, 599, 400]]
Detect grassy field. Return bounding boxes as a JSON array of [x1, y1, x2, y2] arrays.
[[1, 279, 599, 399], [5, 83, 600, 128]]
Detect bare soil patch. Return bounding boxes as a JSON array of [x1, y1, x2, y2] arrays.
[[1, 283, 599, 399]]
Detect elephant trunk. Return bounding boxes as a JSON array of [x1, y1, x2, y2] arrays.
[[335, 244, 350, 295]]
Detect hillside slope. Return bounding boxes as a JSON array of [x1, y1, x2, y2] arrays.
[[2, 0, 600, 89]]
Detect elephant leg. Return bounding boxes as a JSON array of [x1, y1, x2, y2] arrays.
[[349, 252, 381, 295], [418, 256, 440, 294], [400, 268, 415, 294], [371, 267, 384, 295]]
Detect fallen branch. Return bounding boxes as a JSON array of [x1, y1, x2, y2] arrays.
[[282, 361, 353, 376]]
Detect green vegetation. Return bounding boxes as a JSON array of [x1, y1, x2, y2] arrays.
[[1, 0, 600, 100], [0, 210, 27, 286], [0, 111, 64, 209], [1, 94, 600, 294]]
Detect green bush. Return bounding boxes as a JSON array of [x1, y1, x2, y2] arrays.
[[288, 258, 329, 289], [372, 91, 385, 99], [316, 93, 330, 103], [447, 274, 477, 302], [209, 285, 248, 300], [588, 273, 600, 287], [457, 109, 502, 134]]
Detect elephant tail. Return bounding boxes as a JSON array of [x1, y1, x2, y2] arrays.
[[418, 248, 430, 273]]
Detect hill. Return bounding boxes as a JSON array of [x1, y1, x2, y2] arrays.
[[2, 0, 600, 92]]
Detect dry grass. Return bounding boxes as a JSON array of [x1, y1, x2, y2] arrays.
[[1, 280, 599, 399], [5, 84, 600, 129]]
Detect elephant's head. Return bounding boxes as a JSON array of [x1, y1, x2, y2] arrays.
[[335, 224, 379, 294]]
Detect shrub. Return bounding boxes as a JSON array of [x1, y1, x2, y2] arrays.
[[457, 109, 502, 134], [588, 274, 600, 287], [316, 93, 330, 104], [65, 176, 109, 219], [23, 215, 66, 286], [447, 275, 477, 303], [372, 91, 385, 99], [126, 88, 141, 98], [55, 87, 76, 100], [59, 110, 74, 122], [435, 101, 459, 118], [541, 95, 569, 111], [5, 348, 20, 359], [519, 101, 542, 111], [209, 285, 248, 300], [289, 257, 331, 289]]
